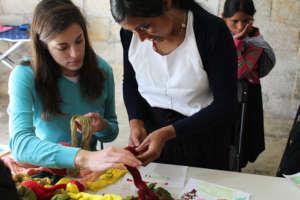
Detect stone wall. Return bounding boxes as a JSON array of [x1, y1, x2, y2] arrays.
[[1, 0, 300, 175]]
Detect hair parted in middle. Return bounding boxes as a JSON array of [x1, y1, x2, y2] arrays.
[[223, 0, 256, 18], [30, 0, 105, 120]]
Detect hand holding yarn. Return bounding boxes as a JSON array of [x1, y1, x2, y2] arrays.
[[74, 147, 142, 172], [75, 112, 107, 134]]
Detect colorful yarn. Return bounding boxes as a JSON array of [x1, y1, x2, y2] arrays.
[[69, 115, 93, 177], [31, 170, 65, 185], [16, 185, 37, 200], [86, 167, 127, 192], [21, 180, 66, 199], [51, 194, 74, 200], [124, 146, 159, 200], [66, 182, 80, 194], [148, 183, 174, 200], [13, 173, 32, 185], [33, 177, 52, 186], [56, 178, 72, 185], [68, 192, 122, 200], [70, 115, 92, 150], [70, 180, 85, 192]]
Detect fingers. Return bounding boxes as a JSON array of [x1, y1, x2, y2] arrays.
[[135, 138, 159, 166], [75, 120, 82, 133], [137, 149, 158, 166], [105, 147, 142, 167], [129, 133, 142, 147], [128, 138, 134, 147], [135, 137, 149, 152], [132, 137, 141, 147], [84, 112, 100, 120]]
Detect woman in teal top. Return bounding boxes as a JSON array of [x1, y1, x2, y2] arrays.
[[7, 0, 141, 172]]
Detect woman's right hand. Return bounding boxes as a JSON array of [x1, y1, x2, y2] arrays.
[[74, 146, 142, 172], [128, 119, 147, 147]]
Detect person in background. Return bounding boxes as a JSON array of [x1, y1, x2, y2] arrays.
[[110, 0, 238, 170], [222, 0, 276, 168], [8, 0, 141, 172]]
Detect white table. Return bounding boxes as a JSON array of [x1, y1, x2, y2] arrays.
[[96, 163, 300, 199], [168, 165, 300, 199]]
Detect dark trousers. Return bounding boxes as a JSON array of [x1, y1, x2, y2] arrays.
[[144, 107, 233, 170], [239, 82, 265, 168]]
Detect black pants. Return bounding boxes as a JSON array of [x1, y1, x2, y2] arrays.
[[144, 107, 233, 170]]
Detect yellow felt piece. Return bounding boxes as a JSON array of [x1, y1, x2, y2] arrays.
[[66, 182, 80, 193], [68, 192, 122, 200], [86, 168, 128, 192], [56, 177, 72, 185]]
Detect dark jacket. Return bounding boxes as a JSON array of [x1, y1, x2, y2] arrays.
[[120, 4, 238, 169]]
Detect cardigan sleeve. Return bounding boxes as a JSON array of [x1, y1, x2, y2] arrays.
[[93, 57, 119, 142], [173, 19, 238, 137], [120, 29, 151, 121]]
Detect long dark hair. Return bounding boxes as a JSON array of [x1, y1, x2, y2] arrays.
[[29, 0, 105, 120], [223, 0, 256, 18], [110, 0, 199, 23]]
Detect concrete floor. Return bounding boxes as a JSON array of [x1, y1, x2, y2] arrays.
[[0, 42, 289, 177]]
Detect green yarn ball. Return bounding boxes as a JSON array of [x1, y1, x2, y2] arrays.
[[16, 185, 37, 200]]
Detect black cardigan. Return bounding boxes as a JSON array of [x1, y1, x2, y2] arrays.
[[120, 5, 238, 138]]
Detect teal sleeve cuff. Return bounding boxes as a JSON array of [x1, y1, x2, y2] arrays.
[[55, 146, 81, 168]]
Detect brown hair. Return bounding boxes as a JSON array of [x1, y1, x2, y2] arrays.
[[29, 0, 105, 120]]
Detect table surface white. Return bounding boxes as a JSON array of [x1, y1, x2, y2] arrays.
[[2, 148, 299, 199], [167, 165, 300, 199]]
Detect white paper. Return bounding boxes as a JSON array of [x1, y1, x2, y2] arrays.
[[122, 162, 188, 188], [179, 178, 250, 200], [284, 172, 300, 190], [0, 144, 9, 156]]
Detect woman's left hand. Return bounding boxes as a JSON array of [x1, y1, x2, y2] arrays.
[[76, 112, 107, 134], [135, 125, 176, 166]]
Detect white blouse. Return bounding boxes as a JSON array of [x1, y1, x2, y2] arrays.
[[128, 11, 213, 116]]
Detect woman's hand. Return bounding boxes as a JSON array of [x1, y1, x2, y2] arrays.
[[76, 112, 107, 134], [135, 125, 176, 166], [74, 146, 142, 172], [128, 119, 147, 147], [233, 20, 253, 40]]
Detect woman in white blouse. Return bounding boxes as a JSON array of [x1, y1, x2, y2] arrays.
[[110, 0, 238, 170]]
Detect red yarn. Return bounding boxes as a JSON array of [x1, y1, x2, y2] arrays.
[[124, 146, 159, 200], [71, 180, 85, 192], [21, 180, 66, 199]]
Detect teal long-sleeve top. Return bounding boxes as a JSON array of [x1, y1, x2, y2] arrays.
[[8, 56, 118, 169]]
